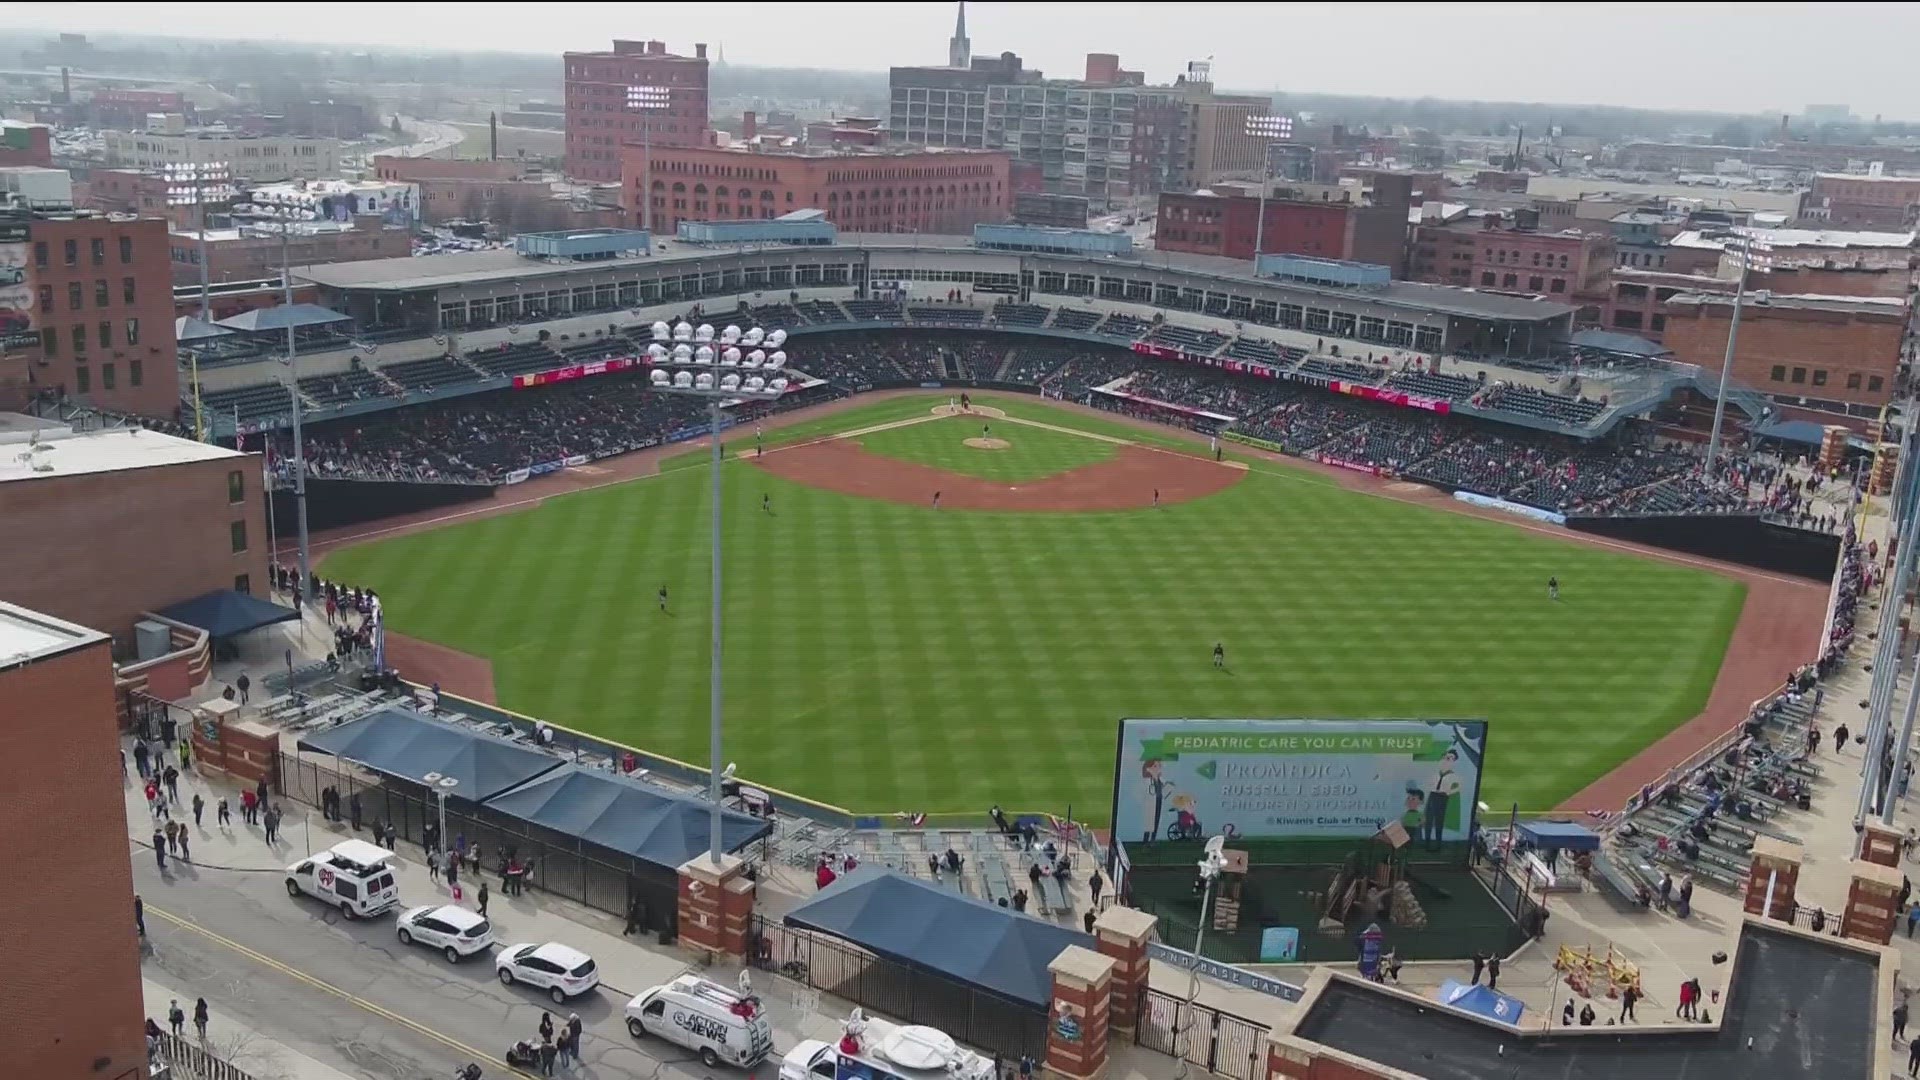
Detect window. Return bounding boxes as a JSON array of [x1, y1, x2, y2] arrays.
[[33, 241, 47, 267], [94, 279, 108, 307], [1612, 310, 1644, 329], [119, 235, 133, 264], [71, 324, 86, 354], [122, 277, 136, 304], [230, 520, 248, 553], [1479, 272, 1495, 286], [1812, 370, 1828, 387], [98, 321, 112, 349], [1770, 365, 1786, 382], [90, 238, 105, 266], [1870, 376, 1885, 392], [228, 470, 245, 503], [1528, 276, 1544, 291], [234, 573, 252, 596], [130, 359, 143, 386], [63, 239, 76, 266], [1502, 273, 1517, 288], [36, 285, 51, 312], [67, 282, 82, 310], [1650, 314, 1665, 331], [1790, 367, 1806, 384], [1847, 373, 1863, 390], [101, 362, 115, 389], [1550, 279, 1566, 293], [126, 317, 140, 345], [74, 364, 90, 392], [40, 327, 56, 356]]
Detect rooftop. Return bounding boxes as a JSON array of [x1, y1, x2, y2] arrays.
[[0, 601, 109, 667], [0, 416, 247, 484], [1671, 226, 1917, 251], [1666, 290, 1910, 315], [1814, 171, 1920, 183]]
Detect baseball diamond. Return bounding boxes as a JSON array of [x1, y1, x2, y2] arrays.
[[321, 392, 1801, 821]]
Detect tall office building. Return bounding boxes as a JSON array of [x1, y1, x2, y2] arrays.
[[564, 39, 711, 184]]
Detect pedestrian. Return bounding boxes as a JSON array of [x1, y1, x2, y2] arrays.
[[658, 585, 669, 612], [1678, 875, 1694, 919], [1899, 997, 1911, 1042], [349, 792, 362, 832], [152, 828, 167, 870], [384, 821, 397, 850], [1152, 488, 1160, 508], [240, 788, 257, 825], [134, 740, 151, 779], [194, 998, 209, 1040], [1084, 909, 1097, 934], [178, 829, 190, 863], [1657, 871, 1673, 910], [447, 851, 460, 894], [763, 493, 771, 514], [217, 797, 230, 827], [1486, 953, 1500, 990], [163, 764, 180, 803], [538, 1011, 555, 1046], [538, 1036, 556, 1077], [160, 714, 176, 747], [1837, 723, 1851, 752], [477, 881, 490, 918], [192, 793, 204, 827], [165, 820, 180, 855], [255, 776, 268, 812], [1911, 1038, 1920, 1078], [1677, 978, 1695, 1020], [1548, 576, 1559, 601], [469, 842, 482, 877], [567, 1013, 582, 1050], [429, 848, 442, 882], [932, 490, 941, 510], [1621, 984, 1639, 1022], [1908, 904, 1919, 939], [624, 896, 644, 936], [264, 804, 280, 845], [135, 895, 145, 937], [1562, 998, 1575, 1026], [1470, 951, 1486, 985], [1213, 642, 1225, 669], [167, 999, 185, 1037], [178, 737, 192, 770], [145, 780, 161, 820], [237, 673, 250, 704]]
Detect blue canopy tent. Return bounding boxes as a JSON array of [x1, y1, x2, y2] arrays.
[[1752, 418, 1830, 447], [783, 871, 1093, 1009], [1515, 820, 1601, 853], [297, 706, 563, 804], [1569, 329, 1673, 360], [214, 303, 352, 334], [481, 765, 771, 871], [158, 589, 299, 639], [1436, 980, 1527, 1027]]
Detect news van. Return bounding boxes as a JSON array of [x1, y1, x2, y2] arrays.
[[285, 839, 401, 919], [624, 974, 774, 1069], [778, 1012, 994, 1080]]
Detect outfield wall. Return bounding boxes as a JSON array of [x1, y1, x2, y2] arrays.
[[269, 477, 497, 534], [1564, 513, 1841, 581]]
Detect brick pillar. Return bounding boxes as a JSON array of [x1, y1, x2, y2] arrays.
[[1743, 836, 1803, 920], [1860, 822, 1903, 868], [677, 853, 754, 960], [1840, 859, 1903, 945], [1044, 945, 1115, 1080], [1092, 906, 1156, 1036], [1266, 1037, 1311, 1080]]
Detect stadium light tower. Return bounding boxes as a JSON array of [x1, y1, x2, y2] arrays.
[[1701, 228, 1772, 472], [646, 320, 792, 864], [1243, 115, 1294, 266], [626, 85, 672, 235], [1172, 837, 1231, 1080], [164, 162, 233, 441]]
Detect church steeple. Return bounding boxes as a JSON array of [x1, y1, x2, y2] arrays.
[[948, 1, 971, 69]]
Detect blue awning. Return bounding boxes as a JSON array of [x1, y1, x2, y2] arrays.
[[1436, 980, 1527, 1027], [1753, 418, 1830, 446], [783, 871, 1093, 1009], [157, 589, 299, 638], [1570, 329, 1672, 359], [481, 765, 771, 871], [297, 706, 564, 803], [215, 304, 351, 333], [1516, 820, 1600, 851]]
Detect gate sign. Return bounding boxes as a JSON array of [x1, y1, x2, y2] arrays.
[[1113, 718, 1487, 844]]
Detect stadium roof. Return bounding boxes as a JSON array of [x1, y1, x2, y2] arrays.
[[782, 870, 1094, 1009], [1290, 922, 1884, 1080], [295, 238, 1576, 323], [482, 765, 772, 870], [156, 589, 300, 639], [297, 706, 565, 803], [215, 303, 353, 333], [0, 420, 246, 485]]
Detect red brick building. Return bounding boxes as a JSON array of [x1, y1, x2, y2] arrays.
[[1799, 172, 1920, 230], [1154, 190, 1408, 271], [0, 603, 145, 1080], [1602, 270, 1733, 340], [565, 39, 711, 184], [1663, 291, 1907, 412], [620, 144, 1010, 235], [0, 424, 267, 639], [5, 213, 180, 418], [168, 218, 409, 287], [1409, 219, 1616, 319], [0, 121, 53, 168], [372, 155, 522, 183]]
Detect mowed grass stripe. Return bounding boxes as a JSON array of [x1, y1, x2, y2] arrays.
[[323, 397, 1745, 818]]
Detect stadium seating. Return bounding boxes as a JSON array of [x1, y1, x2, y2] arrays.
[[796, 300, 850, 324], [1143, 324, 1230, 355], [201, 380, 298, 424], [987, 303, 1052, 328], [1296, 358, 1384, 384], [1046, 308, 1103, 333], [1385, 370, 1479, 400], [298, 369, 392, 408], [1092, 313, 1153, 340], [843, 298, 904, 322], [556, 337, 636, 364], [380, 355, 483, 392], [465, 341, 564, 378], [1222, 338, 1283, 364], [908, 305, 987, 327], [1478, 383, 1606, 425]]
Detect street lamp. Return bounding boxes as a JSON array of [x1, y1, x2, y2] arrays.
[[626, 85, 671, 235], [1172, 836, 1230, 1080], [645, 320, 792, 864], [164, 162, 233, 441], [1702, 228, 1771, 472], [1243, 115, 1294, 266]]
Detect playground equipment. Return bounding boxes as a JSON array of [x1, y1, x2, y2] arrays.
[[1553, 942, 1642, 998]]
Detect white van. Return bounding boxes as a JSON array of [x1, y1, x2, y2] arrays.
[[285, 839, 401, 919], [625, 975, 775, 1069], [778, 1015, 995, 1080]]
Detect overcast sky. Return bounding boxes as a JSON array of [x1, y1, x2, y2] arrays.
[[4, 1, 1915, 119]]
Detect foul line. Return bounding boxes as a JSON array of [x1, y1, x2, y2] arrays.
[[146, 904, 532, 1077]]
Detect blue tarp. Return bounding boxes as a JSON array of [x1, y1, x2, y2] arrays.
[[157, 589, 300, 638], [1436, 980, 1527, 1027], [1570, 329, 1672, 359], [482, 765, 771, 871], [1753, 418, 1829, 446], [297, 706, 563, 803], [215, 303, 351, 333], [1516, 820, 1601, 851], [783, 871, 1093, 1009]]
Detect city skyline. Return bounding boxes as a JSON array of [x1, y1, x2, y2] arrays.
[[3, 1, 1917, 120]]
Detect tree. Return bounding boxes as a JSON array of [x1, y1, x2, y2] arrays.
[[390, 115, 403, 137]]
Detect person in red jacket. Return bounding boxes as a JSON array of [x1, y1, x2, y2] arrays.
[[1676, 979, 1695, 1021]]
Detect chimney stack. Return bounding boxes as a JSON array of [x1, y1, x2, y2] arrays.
[[695, 43, 708, 60], [489, 112, 498, 161], [743, 111, 757, 140]]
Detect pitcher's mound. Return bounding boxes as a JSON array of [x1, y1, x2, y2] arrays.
[[965, 437, 1012, 450]]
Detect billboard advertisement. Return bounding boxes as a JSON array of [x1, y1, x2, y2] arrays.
[[0, 221, 33, 351], [1112, 718, 1487, 845]]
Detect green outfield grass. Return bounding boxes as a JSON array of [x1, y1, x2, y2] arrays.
[[322, 394, 1746, 820], [857, 416, 1116, 482]]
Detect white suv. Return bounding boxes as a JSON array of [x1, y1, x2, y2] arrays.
[[397, 905, 494, 963], [496, 942, 600, 1005]]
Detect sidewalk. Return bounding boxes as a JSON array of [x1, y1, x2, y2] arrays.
[[140, 977, 357, 1080]]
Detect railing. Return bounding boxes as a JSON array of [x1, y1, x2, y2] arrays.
[[1134, 986, 1270, 1080], [150, 1031, 258, 1080]]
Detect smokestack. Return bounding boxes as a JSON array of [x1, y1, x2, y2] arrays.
[[489, 111, 498, 161], [743, 111, 757, 140], [60, 66, 70, 101], [695, 43, 708, 60]]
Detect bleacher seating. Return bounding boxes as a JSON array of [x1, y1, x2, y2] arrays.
[[1222, 338, 1283, 364], [380, 355, 482, 392], [1000, 343, 1081, 385], [796, 300, 849, 324], [1144, 324, 1230, 355], [843, 299, 903, 322], [988, 303, 1051, 328], [202, 380, 296, 424], [1478, 383, 1606, 425], [298, 369, 391, 408], [1047, 308, 1102, 333], [557, 337, 635, 364], [909, 305, 987, 326], [1385, 370, 1478, 400], [746, 304, 804, 329], [1296, 358, 1384, 384], [465, 341, 563, 378], [1093, 313, 1153, 340]]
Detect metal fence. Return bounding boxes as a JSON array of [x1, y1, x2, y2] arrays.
[[150, 1032, 257, 1080], [1134, 985, 1269, 1080], [1475, 862, 1547, 953], [277, 751, 690, 932], [749, 914, 1048, 1061]]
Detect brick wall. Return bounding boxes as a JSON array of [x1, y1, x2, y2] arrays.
[[0, 637, 147, 1080], [1662, 301, 1905, 408]]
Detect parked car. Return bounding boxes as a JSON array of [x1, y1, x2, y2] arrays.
[[396, 904, 494, 963], [496, 942, 599, 1004]]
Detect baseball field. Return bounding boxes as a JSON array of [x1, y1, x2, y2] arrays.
[[319, 393, 1748, 821]]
